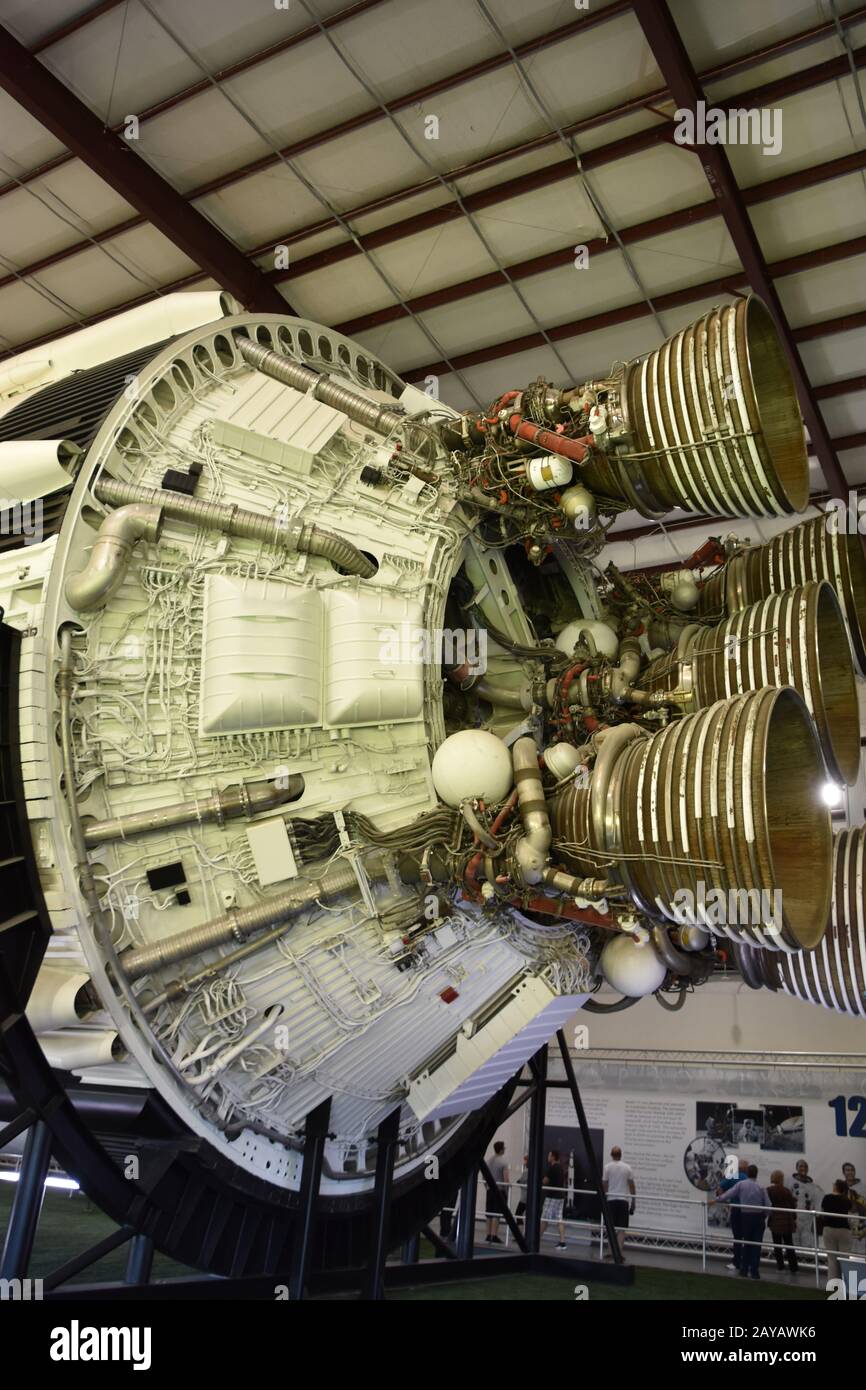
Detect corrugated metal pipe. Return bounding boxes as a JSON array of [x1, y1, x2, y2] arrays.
[[93, 475, 376, 578], [236, 335, 405, 437], [83, 777, 304, 847], [121, 859, 361, 981]]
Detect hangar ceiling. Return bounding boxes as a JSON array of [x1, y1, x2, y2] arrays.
[[0, 0, 864, 523]]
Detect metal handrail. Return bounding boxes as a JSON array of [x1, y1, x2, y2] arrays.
[[465, 1179, 865, 1288]]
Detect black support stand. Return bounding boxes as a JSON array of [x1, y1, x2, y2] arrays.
[[0, 1117, 52, 1279], [0, 1041, 632, 1299], [287, 1098, 331, 1301], [361, 1107, 400, 1300]]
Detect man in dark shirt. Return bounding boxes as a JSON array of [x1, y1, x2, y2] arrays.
[[821, 1180, 853, 1281], [717, 1158, 748, 1270], [540, 1148, 567, 1250]]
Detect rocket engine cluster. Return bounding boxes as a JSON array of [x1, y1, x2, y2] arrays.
[[0, 288, 862, 1271]]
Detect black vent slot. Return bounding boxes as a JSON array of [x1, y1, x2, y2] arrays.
[[0, 337, 175, 554], [0, 337, 174, 451]]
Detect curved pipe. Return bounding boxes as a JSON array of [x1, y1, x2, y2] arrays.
[[512, 736, 551, 885], [732, 941, 765, 991], [654, 988, 688, 1012], [237, 336, 405, 438], [540, 867, 608, 899], [64, 503, 163, 612], [651, 924, 695, 978], [461, 801, 500, 852], [474, 678, 533, 711], [582, 995, 641, 1014], [588, 722, 647, 863]]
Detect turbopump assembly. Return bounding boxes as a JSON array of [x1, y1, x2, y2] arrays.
[[0, 289, 862, 1275]]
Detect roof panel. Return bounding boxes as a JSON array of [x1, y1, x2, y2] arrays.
[[0, 86, 66, 169], [800, 325, 866, 383], [725, 80, 859, 183], [35, 2, 206, 124], [509, 10, 658, 132], [625, 222, 739, 297], [352, 314, 445, 375], [0, 162, 136, 267], [362, 218, 499, 298], [820, 390, 866, 438], [133, 88, 274, 195], [0, 0, 100, 47], [669, 0, 827, 71], [486, 0, 626, 49], [778, 251, 866, 325], [138, 0, 363, 75], [570, 140, 712, 229], [0, 274, 81, 347], [323, 0, 496, 102], [436, 341, 570, 409], [219, 33, 377, 149], [196, 166, 339, 251], [415, 283, 538, 358], [511, 251, 652, 326], [751, 174, 866, 264]]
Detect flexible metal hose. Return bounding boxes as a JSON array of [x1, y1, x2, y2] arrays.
[[83, 777, 304, 846], [122, 860, 359, 980], [93, 475, 376, 578], [236, 336, 405, 437]]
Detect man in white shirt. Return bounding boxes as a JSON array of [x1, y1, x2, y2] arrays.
[[602, 1146, 636, 1262]]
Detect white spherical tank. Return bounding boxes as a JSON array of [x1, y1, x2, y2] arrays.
[[432, 729, 514, 807], [670, 574, 700, 611], [559, 484, 596, 531], [556, 618, 619, 660], [600, 933, 667, 997], [542, 742, 583, 779]]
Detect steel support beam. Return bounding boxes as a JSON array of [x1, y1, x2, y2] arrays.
[[555, 1030, 623, 1264], [400, 1233, 420, 1264], [632, 0, 846, 500], [419, 1223, 457, 1259], [0, 23, 288, 315], [124, 1233, 154, 1286], [361, 1107, 400, 1301], [0, 1107, 35, 1150], [523, 1046, 548, 1254], [454, 1166, 479, 1260], [43, 1226, 135, 1293], [287, 1098, 331, 1302], [479, 1157, 528, 1253], [0, 1118, 52, 1279]]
